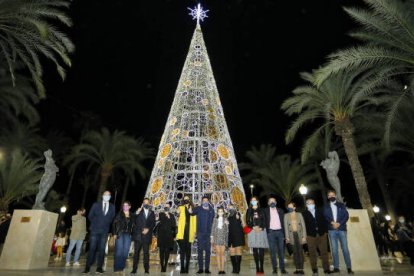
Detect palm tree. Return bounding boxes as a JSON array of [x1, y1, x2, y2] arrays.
[[254, 155, 317, 204], [0, 0, 74, 98], [239, 144, 277, 184], [80, 175, 94, 208], [64, 128, 153, 200], [0, 65, 40, 125], [282, 70, 389, 216], [0, 120, 46, 157], [0, 150, 42, 214], [315, 0, 414, 86]]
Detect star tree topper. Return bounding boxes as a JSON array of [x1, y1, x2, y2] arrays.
[[188, 3, 209, 25]]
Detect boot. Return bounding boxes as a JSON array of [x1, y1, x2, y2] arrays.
[[236, 255, 242, 274], [230, 256, 236, 273]]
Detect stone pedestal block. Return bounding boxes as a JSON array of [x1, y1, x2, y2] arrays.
[[0, 209, 58, 270]]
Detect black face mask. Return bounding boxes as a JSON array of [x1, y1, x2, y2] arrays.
[[164, 207, 170, 212], [183, 199, 189, 204], [328, 197, 336, 202], [228, 209, 236, 216], [143, 204, 150, 209], [269, 202, 276, 208]]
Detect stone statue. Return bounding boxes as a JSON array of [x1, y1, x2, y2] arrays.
[[33, 149, 59, 210], [320, 151, 343, 202]]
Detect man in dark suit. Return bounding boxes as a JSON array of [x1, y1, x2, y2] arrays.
[[303, 198, 331, 275], [323, 190, 354, 274], [131, 197, 156, 274], [83, 190, 115, 274], [264, 195, 287, 274]]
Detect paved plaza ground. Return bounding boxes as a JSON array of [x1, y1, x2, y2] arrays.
[[1, 252, 413, 276]]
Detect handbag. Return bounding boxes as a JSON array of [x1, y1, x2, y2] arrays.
[[243, 225, 252, 234]]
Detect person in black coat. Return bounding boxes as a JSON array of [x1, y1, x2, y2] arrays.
[[227, 204, 244, 274], [131, 198, 156, 274], [157, 202, 177, 272], [83, 190, 116, 274], [302, 198, 331, 274]]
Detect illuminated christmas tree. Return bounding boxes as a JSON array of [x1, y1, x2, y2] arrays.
[[145, 4, 247, 212]]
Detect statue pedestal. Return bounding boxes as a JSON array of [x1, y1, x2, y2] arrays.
[[0, 209, 58, 270], [329, 209, 381, 271]]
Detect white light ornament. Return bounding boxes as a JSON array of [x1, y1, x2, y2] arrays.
[[188, 3, 209, 25]]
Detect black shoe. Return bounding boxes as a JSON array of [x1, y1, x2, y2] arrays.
[[324, 270, 332, 274], [130, 270, 137, 275], [273, 269, 278, 274], [294, 271, 299, 275], [236, 256, 242, 274], [281, 269, 288, 274], [145, 271, 149, 274], [205, 270, 211, 274], [347, 268, 354, 274], [180, 268, 186, 274], [82, 267, 90, 274], [333, 268, 340, 273], [196, 269, 204, 274], [95, 267, 104, 274]]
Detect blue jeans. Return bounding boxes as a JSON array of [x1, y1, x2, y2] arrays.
[[197, 233, 211, 270], [66, 239, 84, 263], [267, 230, 285, 270], [329, 230, 352, 269], [86, 232, 108, 269], [114, 233, 132, 272]]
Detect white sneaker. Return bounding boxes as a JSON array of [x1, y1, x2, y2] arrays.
[[65, 262, 71, 267], [54, 257, 59, 261], [73, 262, 80, 266]]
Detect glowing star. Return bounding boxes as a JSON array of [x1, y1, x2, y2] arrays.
[[188, 3, 209, 25]]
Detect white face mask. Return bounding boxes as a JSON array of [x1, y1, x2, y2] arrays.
[[399, 219, 405, 224], [103, 195, 111, 202]]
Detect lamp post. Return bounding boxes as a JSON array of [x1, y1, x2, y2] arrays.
[[57, 205, 67, 231], [373, 205, 380, 214], [299, 184, 308, 206], [249, 184, 255, 197], [385, 215, 391, 222]]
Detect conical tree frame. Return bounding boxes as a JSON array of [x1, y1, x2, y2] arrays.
[[145, 24, 247, 213]]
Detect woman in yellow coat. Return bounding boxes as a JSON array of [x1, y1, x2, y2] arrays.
[[176, 195, 197, 274]]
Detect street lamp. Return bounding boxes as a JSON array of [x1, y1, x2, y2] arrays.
[[249, 184, 255, 197], [299, 184, 308, 206], [385, 215, 391, 221], [373, 205, 380, 214], [60, 206, 67, 214]]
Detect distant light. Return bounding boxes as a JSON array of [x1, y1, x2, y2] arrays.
[[188, 3, 209, 24], [60, 206, 67, 213], [404, 85, 408, 90], [249, 184, 255, 189], [373, 205, 380, 213], [299, 184, 308, 195], [385, 215, 391, 221]]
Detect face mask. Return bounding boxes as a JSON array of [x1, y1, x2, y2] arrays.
[[287, 208, 294, 213], [202, 202, 209, 208], [269, 202, 276, 208], [103, 195, 111, 202], [228, 209, 236, 216], [307, 204, 315, 210], [183, 199, 189, 204], [399, 219, 405, 224], [251, 201, 257, 206], [143, 204, 150, 209], [328, 197, 336, 202], [164, 207, 170, 212]]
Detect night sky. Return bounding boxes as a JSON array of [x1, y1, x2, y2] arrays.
[[38, 0, 364, 209]]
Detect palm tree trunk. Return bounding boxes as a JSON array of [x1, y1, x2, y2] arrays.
[[97, 167, 112, 201], [121, 179, 130, 204], [336, 119, 374, 217], [315, 162, 328, 203], [370, 154, 396, 222], [81, 187, 89, 208]]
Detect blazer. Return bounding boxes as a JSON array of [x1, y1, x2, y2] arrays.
[[323, 202, 349, 231], [132, 208, 156, 243], [284, 211, 307, 243], [246, 207, 266, 229], [192, 204, 215, 235], [88, 201, 116, 234], [302, 208, 328, 237], [264, 207, 285, 233]]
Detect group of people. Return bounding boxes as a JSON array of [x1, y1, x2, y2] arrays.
[[62, 189, 358, 275]]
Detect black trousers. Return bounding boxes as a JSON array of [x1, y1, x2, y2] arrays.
[[159, 246, 171, 269], [177, 239, 192, 271], [132, 239, 150, 272]]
